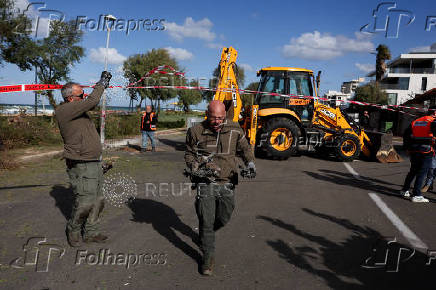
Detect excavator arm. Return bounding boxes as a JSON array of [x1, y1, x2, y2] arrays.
[[213, 47, 243, 122]]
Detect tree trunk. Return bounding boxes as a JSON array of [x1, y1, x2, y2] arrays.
[[46, 91, 57, 109]]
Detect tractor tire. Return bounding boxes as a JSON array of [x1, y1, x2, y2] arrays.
[[262, 118, 300, 159], [334, 134, 361, 162]]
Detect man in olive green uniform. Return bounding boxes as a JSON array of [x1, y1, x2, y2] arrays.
[[185, 100, 256, 275], [55, 71, 112, 247]]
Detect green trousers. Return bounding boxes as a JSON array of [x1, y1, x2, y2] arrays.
[[195, 183, 235, 256], [66, 160, 104, 236]]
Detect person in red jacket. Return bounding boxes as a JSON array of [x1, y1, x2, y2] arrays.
[[401, 107, 436, 202], [140, 105, 158, 152]]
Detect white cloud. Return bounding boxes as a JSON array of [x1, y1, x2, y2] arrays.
[[409, 46, 431, 52], [355, 63, 374, 73], [205, 42, 223, 49], [165, 47, 194, 61], [89, 48, 127, 65], [239, 63, 254, 72], [164, 17, 216, 42], [282, 31, 374, 60]]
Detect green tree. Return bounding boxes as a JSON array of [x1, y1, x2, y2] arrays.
[[202, 64, 245, 102], [354, 83, 388, 105], [123, 49, 180, 112], [242, 81, 259, 107], [0, 0, 33, 68], [31, 20, 84, 108], [1, 9, 84, 108], [375, 44, 391, 83], [178, 79, 202, 112]]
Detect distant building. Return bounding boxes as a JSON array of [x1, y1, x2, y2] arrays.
[[324, 90, 352, 107], [367, 43, 436, 105], [341, 78, 365, 94]]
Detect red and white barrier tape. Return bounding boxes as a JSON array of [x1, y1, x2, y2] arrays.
[[0, 65, 427, 116]]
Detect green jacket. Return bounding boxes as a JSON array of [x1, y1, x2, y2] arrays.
[[185, 120, 255, 183], [55, 84, 104, 161]]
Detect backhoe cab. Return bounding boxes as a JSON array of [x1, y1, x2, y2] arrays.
[[212, 47, 400, 162]]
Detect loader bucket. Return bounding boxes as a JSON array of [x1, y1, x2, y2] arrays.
[[365, 131, 402, 163]]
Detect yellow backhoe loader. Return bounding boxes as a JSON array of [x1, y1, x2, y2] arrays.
[[212, 47, 401, 162]]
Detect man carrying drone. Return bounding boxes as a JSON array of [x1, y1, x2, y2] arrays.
[[184, 100, 256, 276]]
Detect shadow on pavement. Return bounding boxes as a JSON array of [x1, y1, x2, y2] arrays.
[[157, 138, 186, 151], [257, 210, 435, 289], [127, 143, 142, 151], [303, 169, 402, 199], [128, 198, 201, 263], [49, 184, 73, 220]]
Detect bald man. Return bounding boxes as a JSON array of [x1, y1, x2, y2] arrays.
[[185, 100, 256, 275]]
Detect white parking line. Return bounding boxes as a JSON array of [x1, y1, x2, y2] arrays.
[[343, 162, 428, 250], [368, 193, 428, 250], [343, 162, 361, 180]]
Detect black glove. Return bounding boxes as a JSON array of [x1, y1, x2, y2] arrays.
[[241, 161, 256, 179], [97, 71, 112, 88]]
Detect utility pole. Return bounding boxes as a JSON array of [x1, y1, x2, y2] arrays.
[[34, 65, 38, 116], [100, 14, 116, 147]]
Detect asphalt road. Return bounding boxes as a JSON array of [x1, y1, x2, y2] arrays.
[[0, 133, 435, 290]]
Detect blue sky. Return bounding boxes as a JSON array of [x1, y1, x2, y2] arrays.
[[1, 0, 435, 108]]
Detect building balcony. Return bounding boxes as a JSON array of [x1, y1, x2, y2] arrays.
[[387, 67, 435, 74], [378, 83, 409, 90]]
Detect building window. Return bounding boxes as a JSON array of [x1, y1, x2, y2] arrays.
[[422, 77, 428, 91], [387, 93, 397, 105], [398, 77, 410, 90]]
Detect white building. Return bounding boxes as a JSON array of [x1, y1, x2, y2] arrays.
[[324, 90, 352, 107], [367, 44, 436, 105], [341, 78, 365, 94]]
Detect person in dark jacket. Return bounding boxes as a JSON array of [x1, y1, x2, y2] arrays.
[[140, 105, 158, 152], [185, 100, 256, 276], [360, 110, 371, 130], [400, 107, 436, 203], [55, 71, 112, 247]]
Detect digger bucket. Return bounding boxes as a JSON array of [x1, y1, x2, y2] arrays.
[[364, 131, 402, 163]]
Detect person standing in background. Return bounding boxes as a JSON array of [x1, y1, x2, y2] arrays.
[[140, 105, 158, 152]]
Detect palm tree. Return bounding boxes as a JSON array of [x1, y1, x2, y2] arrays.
[[375, 44, 391, 83]]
